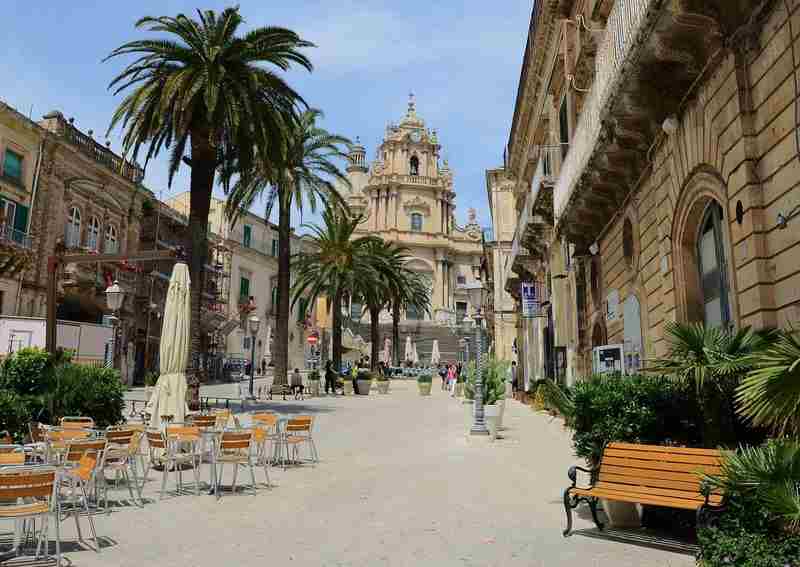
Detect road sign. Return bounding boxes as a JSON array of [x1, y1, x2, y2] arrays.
[[307, 335, 318, 345], [520, 282, 540, 318]]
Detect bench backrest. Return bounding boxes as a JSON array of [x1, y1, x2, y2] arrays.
[[598, 442, 723, 503]]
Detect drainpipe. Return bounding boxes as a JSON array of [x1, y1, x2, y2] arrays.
[[15, 137, 45, 315]]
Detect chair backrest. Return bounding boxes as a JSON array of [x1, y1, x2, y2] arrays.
[[219, 431, 252, 452], [189, 415, 217, 428], [73, 453, 98, 482], [61, 416, 95, 430], [598, 442, 724, 503], [252, 413, 279, 428], [145, 430, 166, 449], [0, 467, 56, 503], [46, 428, 93, 445], [0, 446, 24, 466], [214, 410, 232, 429], [64, 440, 107, 465], [105, 429, 136, 445], [28, 422, 45, 444], [285, 416, 313, 433]]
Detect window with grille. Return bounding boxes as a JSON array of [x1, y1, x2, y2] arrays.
[[697, 202, 731, 328], [105, 224, 118, 253], [410, 213, 423, 232], [559, 97, 570, 159], [86, 217, 100, 250], [65, 207, 81, 247]]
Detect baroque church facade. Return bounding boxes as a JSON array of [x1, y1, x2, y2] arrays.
[[342, 96, 484, 326]]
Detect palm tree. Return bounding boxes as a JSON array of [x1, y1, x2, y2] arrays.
[[225, 109, 349, 384], [736, 329, 800, 437], [291, 208, 381, 371], [389, 272, 431, 366], [354, 241, 410, 370], [648, 322, 771, 447], [105, 7, 312, 370]]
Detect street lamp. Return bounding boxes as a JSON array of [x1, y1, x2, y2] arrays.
[[105, 280, 126, 369], [460, 281, 489, 436], [247, 315, 261, 399]]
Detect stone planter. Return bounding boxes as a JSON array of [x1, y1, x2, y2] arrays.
[[600, 500, 642, 528], [343, 381, 354, 395], [484, 403, 501, 439], [497, 399, 506, 429], [418, 382, 432, 396], [454, 383, 464, 397], [377, 381, 390, 394], [309, 380, 320, 397], [356, 379, 372, 395]]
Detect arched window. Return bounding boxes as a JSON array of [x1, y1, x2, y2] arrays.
[[105, 224, 118, 253], [410, 213, 423, 232], [697, 201, 731, 328], [86, 217, 100, 251], [409, 155, 419, 176], [65, 206, 81, 247], [623, 218, 634, 266], [590, 257, 601, 308]]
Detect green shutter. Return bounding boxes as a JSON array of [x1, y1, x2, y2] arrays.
[[297, 297, 307, 323], [271, 286, 277, 308], [271, 239, 278, 257], [243, 225, 252, 248], [239, 277, 250, 299], [14, 204, 28, 233]]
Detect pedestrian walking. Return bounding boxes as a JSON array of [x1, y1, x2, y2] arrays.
[[447, 363, 457, 396], [291, 368, 304, 400], [438, 364, 447, 390], [324, 360, 336, 395], [351, 363, 359, 395], [510, 361, 518, 394]]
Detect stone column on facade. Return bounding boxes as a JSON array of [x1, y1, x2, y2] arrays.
[[390, 190, 399, 230]]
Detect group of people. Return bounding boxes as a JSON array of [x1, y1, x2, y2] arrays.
[[437, 362, 463, 397], [323, 356, 387, 396]]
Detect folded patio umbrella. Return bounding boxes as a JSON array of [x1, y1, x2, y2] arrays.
[[430, 340, 440, 366], [147, 262, 190, 428], [405, 336, 413, 362], [412, 343, 419, 365]]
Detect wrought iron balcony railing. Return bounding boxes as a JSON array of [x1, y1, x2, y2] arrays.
[[553, 0, 657, 223], [0, 223, 32, 249]]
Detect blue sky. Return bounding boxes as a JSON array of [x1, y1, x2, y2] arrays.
[[1, 1, 531, 229]]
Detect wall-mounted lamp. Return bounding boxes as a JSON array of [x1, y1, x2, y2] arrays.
[[662, 115, 679, 136], [589, 242, 600, 256], [777, 204, 800, 229]]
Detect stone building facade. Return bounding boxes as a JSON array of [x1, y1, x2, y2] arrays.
[[505, 0, 800, 385], [167, 192, 313, 371], [343, 96, 485, 328]]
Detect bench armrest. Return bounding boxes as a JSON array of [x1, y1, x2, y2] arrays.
[[567, 465, 596, 488]]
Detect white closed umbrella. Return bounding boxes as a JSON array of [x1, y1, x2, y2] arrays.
[[147, 262, 190, 428], [405, 336, 413, 362], [430, 340, 441, 366], [382, 337, 391, 364], [412, 342, 419, 365]]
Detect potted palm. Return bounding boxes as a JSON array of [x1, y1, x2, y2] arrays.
[[376, 372, 390, 394], [144, 371, 158, 404], [308, 370, 321, 396], [417, 373, 433, 396], [356, 371, 374, 395]]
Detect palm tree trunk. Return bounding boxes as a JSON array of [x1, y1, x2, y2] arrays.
[[392, 298, 400, 366], [187, 130, 215, 380], [273, 186, 291, 385], [332, 287, 343, 372], [369, 305, 380, 371]]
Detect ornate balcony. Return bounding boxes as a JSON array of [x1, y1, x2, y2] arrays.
[[553, 0, 742, 248]]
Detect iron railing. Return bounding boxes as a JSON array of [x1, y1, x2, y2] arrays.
[[0, 223, 32, 249], [553, 0, 657, 222]]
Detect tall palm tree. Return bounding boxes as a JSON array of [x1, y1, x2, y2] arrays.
[[105, 7, 312, 370], [389, 272, 431, 366], [736, 328, 800, 437], [291, 208, 380, 371], [225, 109, 349, 384], [355, 241, 410, 370]]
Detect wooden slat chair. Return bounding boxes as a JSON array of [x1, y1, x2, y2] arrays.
[[214, 431, 257, 497], [0, 467, 59, 563], [562, 442, 725, 537], [282, 416, 318, 469], [145, 428, 202, 499], [251, 413, 281, 486], [98, 428, 143, 509], [45, 428, 93, 465], [0, 445, 25, 466], [60, 452, 102, 553]]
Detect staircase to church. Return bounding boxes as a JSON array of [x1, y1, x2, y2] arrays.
[[345, 320, 467, 365]]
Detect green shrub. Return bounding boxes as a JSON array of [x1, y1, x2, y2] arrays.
[[144, 371, 159, 387], [0, 389, 30, 442], [49, 364, 125, 427], [417, 373, 432, 383], [570, 374, 699, 464], [0, 347, 54, 396], [464, 358, 507, 405], [698, 491, 800, 566]]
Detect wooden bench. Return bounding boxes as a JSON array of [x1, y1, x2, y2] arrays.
[[562, 442, 725, 536], [268, 384, 291, 400]]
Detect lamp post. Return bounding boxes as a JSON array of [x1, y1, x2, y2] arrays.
[[105, 280, 126, 370], [247, 315, 261, 399], [461, 282, 489, 436]]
